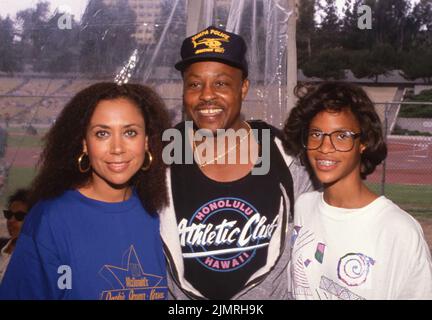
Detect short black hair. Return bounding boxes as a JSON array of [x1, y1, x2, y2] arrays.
[[283, 82, 387, 179], [7, 188, 30, 208]]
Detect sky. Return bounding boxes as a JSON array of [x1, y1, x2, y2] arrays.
[[0, 0, 89, 20], [0, 0, 421, 21]]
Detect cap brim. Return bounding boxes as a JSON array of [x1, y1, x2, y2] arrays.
[[175, 56, 247, 76]]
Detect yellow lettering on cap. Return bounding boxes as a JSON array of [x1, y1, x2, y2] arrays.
[[210, 29, 230, 41], [191, 30, 209, 42], [196, 48, 214, 54]]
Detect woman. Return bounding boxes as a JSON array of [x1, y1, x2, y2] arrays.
[[0, 83, 170, 300], [283, 82, 432, 300], [0, 189, 30, 283]]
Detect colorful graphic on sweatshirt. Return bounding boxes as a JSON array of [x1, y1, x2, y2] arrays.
[[292, 255, 313, 297], [315, 242, 326, 263], [320, 275, 366, 300], [337, 253, 375, 287]]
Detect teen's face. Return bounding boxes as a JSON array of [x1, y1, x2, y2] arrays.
[[307, 109, 365, 186], [7, 200, 28, 239], [83, 98, 147, 190], [183, 61, 249, 133]]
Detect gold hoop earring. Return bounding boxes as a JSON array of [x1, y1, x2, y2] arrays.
[[141, 150, 153, 171], [78, 153, 91, 173]]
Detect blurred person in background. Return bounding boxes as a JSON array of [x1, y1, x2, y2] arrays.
[[0, 188, 30, 283]]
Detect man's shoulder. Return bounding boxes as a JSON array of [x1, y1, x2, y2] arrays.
[[248, 120, 282, 138], [173, 121, 185, 130], [173, 120, 282, 136]]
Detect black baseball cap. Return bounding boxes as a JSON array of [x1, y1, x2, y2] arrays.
[[175, 26, 248, 77]]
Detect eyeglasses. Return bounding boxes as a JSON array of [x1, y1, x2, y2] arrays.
[[302, 130, 362, 152], [3, 210, 27, 221]]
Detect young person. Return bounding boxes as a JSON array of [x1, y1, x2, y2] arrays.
[[0, 83, 170, 300], [283, 82, 432, 300]]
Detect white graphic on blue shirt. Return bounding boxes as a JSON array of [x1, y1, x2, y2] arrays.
[[179, 197, 279, 272], [99, 245, 167, 300]]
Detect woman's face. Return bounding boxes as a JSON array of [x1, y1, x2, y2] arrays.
[[306, 108, 366, 186], [83, 98, 147, 191]]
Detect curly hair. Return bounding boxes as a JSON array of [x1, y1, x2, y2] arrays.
[[283, 82, 387, 179], [30, 82, 171, 214]]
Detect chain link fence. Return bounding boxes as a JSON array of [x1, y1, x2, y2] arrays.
[[367, 102, 432, 219]]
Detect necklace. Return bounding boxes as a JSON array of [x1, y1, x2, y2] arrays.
[[193, 121, 252, 167]]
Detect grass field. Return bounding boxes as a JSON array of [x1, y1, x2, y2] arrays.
[[366, 182, 432, 218], [0, 166, 37, 207], [7, 133, 44, 148], [5, 127, 48, 148]]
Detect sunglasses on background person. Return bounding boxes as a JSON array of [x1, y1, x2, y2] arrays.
[[3, 210, 27, 221]]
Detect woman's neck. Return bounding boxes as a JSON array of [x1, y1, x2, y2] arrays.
[[78, 181, 131, 203], [323, 175, 378, 209]]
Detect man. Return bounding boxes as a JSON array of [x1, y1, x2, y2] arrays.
[[160, 26, 313, 299]]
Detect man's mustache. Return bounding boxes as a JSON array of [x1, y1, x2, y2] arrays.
[[194, 101, 224, 109]]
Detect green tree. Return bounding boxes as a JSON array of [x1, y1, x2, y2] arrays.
[[302, 0, 432, 81], [0, 16, 22, 72], [374, 0, 411, 51], [341, 0, 374, 50], [401, 47, 432, 83], [317, 0, 342, 50], [79, 0, 137, 75], [302, 48, 348, 80], [351, 43, 398, 82], [32, 10, 80, 73], [410, 0, 432, 48], [297, 0, 316, 60], [16, 1, 50, 69]]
